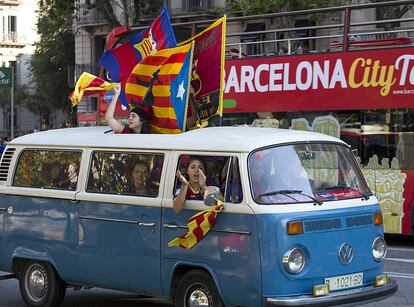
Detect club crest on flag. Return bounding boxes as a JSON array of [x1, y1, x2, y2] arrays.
[[179, 16, 226, 127], [99, 4, 177, 111]]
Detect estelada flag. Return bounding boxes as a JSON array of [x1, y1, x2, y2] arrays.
[[179, 16, 226, 125], [125, 42, 194, 134], [100, 4, 177, 111], [69, 72, 116, 106]]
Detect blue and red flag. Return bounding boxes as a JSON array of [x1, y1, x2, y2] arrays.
[[100, 4, 177, 110]]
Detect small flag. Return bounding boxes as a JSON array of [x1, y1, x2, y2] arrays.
[[168, 201, 224, 249], [69, 72, 116, 106]]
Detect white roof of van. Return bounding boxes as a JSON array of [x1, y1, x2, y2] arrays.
[[8, 126, 345, 152]]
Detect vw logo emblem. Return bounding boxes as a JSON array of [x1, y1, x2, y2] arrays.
[[338, 243, 353, 264]]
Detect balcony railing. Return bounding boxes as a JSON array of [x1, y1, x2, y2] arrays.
[[0, 32, 26, 46], [167, 0, 213, 15], [0, 0, 20, 5], [75, 4, 108, 27]]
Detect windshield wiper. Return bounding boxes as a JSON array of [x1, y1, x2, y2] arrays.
[[259, 190, 322, 206], [318, 185, 370, 200]]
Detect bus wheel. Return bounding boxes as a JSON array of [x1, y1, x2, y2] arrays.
[[19, 260, 66, 307], [175, 270, 224, 307]]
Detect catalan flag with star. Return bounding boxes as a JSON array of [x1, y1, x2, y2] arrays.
[[125, 42, 194, 134], [168, 201, 224, 249]]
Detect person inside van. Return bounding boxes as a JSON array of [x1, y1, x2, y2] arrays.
[[105, 83, 151, 134], [130, 161, 157, 197], [173, 156, 207, 213]]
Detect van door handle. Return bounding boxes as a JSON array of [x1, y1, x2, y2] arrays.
[[0, 207, 6, 211], [138, 222, 155, 227], [163, 223, 179, 229]]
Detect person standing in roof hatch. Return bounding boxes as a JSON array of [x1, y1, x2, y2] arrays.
[[105, 83, 151, 134]]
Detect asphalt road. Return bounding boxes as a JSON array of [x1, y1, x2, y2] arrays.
[[0, 234, 413, 307]]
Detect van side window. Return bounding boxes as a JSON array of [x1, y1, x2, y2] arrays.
[[174, 155, 242, 203], [223, 157, 243, 203], [13, 150, 81, 190], [87, 152, 164, 197]]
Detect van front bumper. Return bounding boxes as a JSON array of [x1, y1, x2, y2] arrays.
[[265, 278, 397, 306]]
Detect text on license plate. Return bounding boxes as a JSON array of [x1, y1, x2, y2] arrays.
[[324, 272, 363, 291]]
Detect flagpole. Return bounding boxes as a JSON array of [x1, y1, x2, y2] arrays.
[[182, 41, 195, 132]]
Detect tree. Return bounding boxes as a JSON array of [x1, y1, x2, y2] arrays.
[[225, 0, 347, 15], [26, 0, 75, 126], [85, 0, 163, 27]]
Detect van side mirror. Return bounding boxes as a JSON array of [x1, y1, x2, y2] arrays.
[[204, 186, 224, 206]]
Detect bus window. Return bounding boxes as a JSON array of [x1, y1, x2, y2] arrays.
[[13, 150, 81, 190], [87, 151, 164, 197]]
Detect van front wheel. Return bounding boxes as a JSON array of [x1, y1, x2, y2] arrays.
[[175, 270, 224, 307], [19, 260, 66, 307]]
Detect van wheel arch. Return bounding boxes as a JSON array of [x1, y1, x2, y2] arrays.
[[171, 265, 220, 300], [18, 260, 66, 307], [174, 269, 224, 307]]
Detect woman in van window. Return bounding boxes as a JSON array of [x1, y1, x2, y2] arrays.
[[105, 83, 151, 134], [129, 161, 157, 197], [173, 157, 207, 213]]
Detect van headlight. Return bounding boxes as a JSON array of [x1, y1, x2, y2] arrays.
[[372, 237, 387, 261], [283, 248, 305, 274]]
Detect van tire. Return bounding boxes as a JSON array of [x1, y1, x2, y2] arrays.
[[19, 260, 66, 307], [175, 270, 223, 307]]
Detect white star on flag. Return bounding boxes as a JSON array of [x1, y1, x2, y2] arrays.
[[176, 81, 185, 101]]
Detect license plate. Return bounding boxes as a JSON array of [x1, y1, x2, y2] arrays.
[[324, 272, 363, 291]]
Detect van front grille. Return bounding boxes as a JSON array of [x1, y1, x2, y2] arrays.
[[303, 214, 374, 233], [0, 148, 16, 181], [304, 218, 342, 232], [345, 214, 373, 227]]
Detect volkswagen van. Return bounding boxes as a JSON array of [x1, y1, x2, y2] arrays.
[[0, 126, 397, 306]]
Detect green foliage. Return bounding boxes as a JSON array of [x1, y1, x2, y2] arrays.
[[27, 0, 75, 119], [226, 0, 348, 14]]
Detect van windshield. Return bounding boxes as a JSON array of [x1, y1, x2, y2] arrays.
[[249, 143, 372, 204]]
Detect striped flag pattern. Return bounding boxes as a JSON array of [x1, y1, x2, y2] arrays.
[[99, 4, 177, 111], [125, 43, 193, 134], [168, 201, 224, 249], [69, 72, 116, 106]]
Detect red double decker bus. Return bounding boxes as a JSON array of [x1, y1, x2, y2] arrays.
[[96, 1, 414, 235]]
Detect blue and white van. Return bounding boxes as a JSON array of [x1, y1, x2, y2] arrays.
[[0, 126, 397, 306]]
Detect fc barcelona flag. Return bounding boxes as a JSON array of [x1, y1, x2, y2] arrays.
[[100, 4, 177, 110], [69, 72, 116, 106], [179, 16, 226, 125], [125, 42, 194, 134]]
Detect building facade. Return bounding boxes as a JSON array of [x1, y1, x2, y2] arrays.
[[0, 0, 67, 139]]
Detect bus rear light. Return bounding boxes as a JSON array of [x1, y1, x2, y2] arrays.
[[287, 221, 303, 235], [374, 212, 383, 225]]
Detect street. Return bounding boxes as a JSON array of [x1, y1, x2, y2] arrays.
[[0, 235, 412, 307]]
